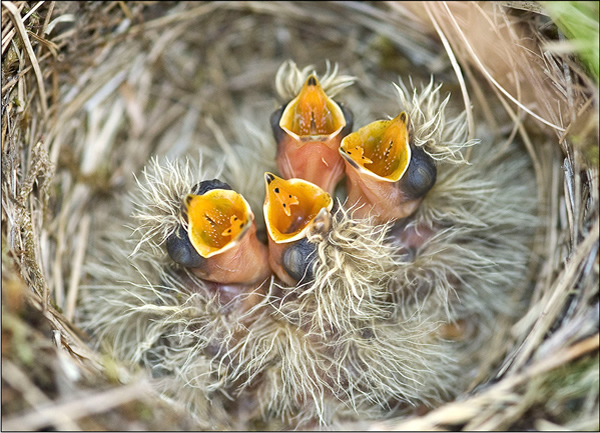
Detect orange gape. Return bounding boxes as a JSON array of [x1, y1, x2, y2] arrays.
[[283, 76, 344, 136], [340, 112, 411, 181], [274, 74, 351, 194], [186, 190, 251, 258], [340, 112, 436, 224], [180, 188, 271, 285], [263, 173, 332, 285]]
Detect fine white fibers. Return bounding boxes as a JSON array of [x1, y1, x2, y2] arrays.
[[394, 78, 477, 163], [81, 66, 537, 428], [275, 59, 358, 101], [130, 155, 219, 257]]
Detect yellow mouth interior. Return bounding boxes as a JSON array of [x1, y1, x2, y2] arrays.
[[264, 173, 332, 243], [340, 112, 411, 181], [279, 74, 346, 138], [185, 189, 252, 258]]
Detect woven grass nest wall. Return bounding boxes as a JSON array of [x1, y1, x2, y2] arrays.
[[2, 1, 598, 430]]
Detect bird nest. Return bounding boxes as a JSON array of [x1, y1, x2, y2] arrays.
[[2, 1, 598, 431]]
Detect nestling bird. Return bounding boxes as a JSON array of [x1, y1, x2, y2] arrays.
[[271, 65, 354, 194], [340, 111, 437, 224], [166, 179, 271, 286], [81, 64, 537, 430], [263, 172, 332, 286]]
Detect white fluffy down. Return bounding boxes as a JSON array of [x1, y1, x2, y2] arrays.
[[81, 64, 536, 429]]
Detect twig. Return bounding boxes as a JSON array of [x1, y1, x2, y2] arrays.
[[371, 333, 599, 431], [126, 2, 219, 34], [40, 1, 55, 35], [26, 30, 59, 58], [1, 40, 65, 95], [441, 1, 565, 132], [65, 213, 90, 321], [1, 359, 81, 430], [3, 1, 49, 117], [0, 1, 27, 55], [509, 222, 599, 373], [1, 380, 151, 431], [424, 3, 475, 144]]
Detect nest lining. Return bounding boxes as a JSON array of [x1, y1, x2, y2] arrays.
[[76, 59, 538, 428], [2, 1, 598, 431]]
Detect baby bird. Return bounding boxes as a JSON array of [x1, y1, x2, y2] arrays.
[[81, 65, 537, 431], [340, 112, 437, 224], [263, 172, 332, 286], [166, 179, 271, 286], [271, 69, 353, 195]]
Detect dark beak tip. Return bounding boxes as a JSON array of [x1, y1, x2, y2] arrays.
[[340, 151, 359, 170]]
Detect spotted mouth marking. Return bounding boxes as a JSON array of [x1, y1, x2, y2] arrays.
[[279, 74, 346, 140], [264, 172, 333, 243], [185, 189, 254, 258], [340, 112, 411, 182]]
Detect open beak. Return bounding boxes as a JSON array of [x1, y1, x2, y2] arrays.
[[339, 112, 436, 223], [263, 172, 332, 285], [271, 74, 353, 194], [166, 180, 271, 285]]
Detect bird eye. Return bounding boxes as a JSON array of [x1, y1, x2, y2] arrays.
[[166, 225, 205, 268], [400, 146, 437, 200], [270, 104, 287, 146], [282, 237, 317, 283]]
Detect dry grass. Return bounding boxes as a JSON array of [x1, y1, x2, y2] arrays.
[[2, 1, 598, 430]]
